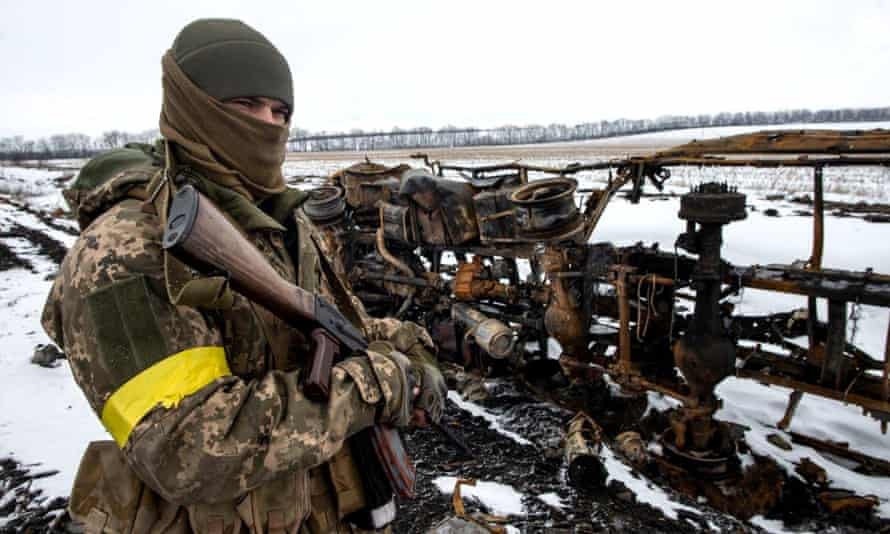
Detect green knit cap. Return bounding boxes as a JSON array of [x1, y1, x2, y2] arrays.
[[171, 19, 293, 112]]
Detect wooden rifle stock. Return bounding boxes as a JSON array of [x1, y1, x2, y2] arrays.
[[162, 185, 366, 354], [162, 185, 415, 499]]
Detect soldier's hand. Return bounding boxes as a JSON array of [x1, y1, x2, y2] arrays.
[[372, 342, 446, 427], [407, 360, 447, 426], [385, 320, 445, 424]]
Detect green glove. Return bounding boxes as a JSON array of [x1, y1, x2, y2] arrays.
[[370, 341, 447, 425], [409, 360, 447, 424]]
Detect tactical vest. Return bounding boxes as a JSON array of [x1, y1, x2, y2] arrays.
[[65, 146, 379, 534]]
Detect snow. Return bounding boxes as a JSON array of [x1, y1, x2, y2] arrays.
[[0, 166, 69, 183], [447, 391, 532, 446], [0, 165, 70, 201], [749, 515, 816, 534], [0, 268, 107, 500], [600, 443, 700, 521], [0, 181, 107, 500], [536, 492, 565, 510], [432, 476, 526, 516], [644, 391, 682, 417], [4, 205, 77, 249], [716, 378, 890, 517]]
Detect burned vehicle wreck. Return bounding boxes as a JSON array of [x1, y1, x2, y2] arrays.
[[301, 129, 890, 521]]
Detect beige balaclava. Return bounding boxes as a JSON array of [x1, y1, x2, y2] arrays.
[[159, 18, 293, 200]]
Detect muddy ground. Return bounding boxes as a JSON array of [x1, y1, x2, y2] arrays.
[[396, 379, 735, 533]]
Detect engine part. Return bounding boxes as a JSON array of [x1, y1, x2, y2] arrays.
[[565, 413, 607, 488], [453, 257, 516, 303], [511, 178, 583, 242], [473, 188, 519, 244], [303, 185, 346, 226], [380, 202, 415, 244], [677, 182, 746, 224], [376, 226, 415, 278], [542, 248, 586, 360], [661, 411, 738, 478], [401, 169, 479, 245], [670, 183, 746, 456], [674, 183, 746, 402], [614, 431, 648, 467], [452, 303, 517, 359], [335, 160, 407, 209]]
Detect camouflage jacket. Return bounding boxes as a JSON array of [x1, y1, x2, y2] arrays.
[[42, 158, 413, 533]]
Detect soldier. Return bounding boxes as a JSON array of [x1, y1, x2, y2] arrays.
[[42, 18, 446, 533]]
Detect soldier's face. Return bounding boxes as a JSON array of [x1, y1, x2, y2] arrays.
[[222, 96, 290, 126]]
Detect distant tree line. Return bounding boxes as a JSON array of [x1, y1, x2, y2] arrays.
[[0, 129, 160, 162], [3, 106, 890, 160], [289, 107, 890, 152]]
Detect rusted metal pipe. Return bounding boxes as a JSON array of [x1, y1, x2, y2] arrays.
[[635, 376, 696, 406], [807, 165, 825, 379], [656, 129, 890, 156], [810, 166, 825, 269], [789, 431, 890, 476], [611, 265, 635, 369], [807, 295, 819, 373], [630, 274, 675, 287], [777, 390, 804, 431], [820, 299, 847, 387], [735, 368, 890, 416], [564, 413, 607, 488], [883, 317, 890, 434], [736, 265, 890, 306], [359, 271, 436, 288], [376, 225, 415, 278], [808, 167, 825, 389], [545, 284, 587, 359], [452, 303, 517, 359]]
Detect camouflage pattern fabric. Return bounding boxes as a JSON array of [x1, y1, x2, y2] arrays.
[[43, 165, 415, 532]]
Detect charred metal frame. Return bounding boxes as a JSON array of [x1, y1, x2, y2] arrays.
[[320, 130, 890, 499], [408, 130, 890, 443]]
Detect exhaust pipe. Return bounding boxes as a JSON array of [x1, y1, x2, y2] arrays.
[[452, 304, 516, 359]]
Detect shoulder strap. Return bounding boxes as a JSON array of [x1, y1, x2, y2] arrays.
[[142, 143, 234, 310]]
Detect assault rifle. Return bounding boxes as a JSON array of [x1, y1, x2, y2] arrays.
[[161, 184, 415, 503]]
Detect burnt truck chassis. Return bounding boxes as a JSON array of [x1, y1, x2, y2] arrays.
[[304, 129, 890, 520]]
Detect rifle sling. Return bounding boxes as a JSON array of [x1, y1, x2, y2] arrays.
[[308, 232, 367, 336]]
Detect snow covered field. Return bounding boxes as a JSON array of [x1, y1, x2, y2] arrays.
[[0, 176, 104, 505], [285, 121, 890, 202], [2, 132, 890, 531], [581, 121, 890, 148]]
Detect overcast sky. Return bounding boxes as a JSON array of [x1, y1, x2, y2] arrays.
[[1, 0, 888, 138]]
